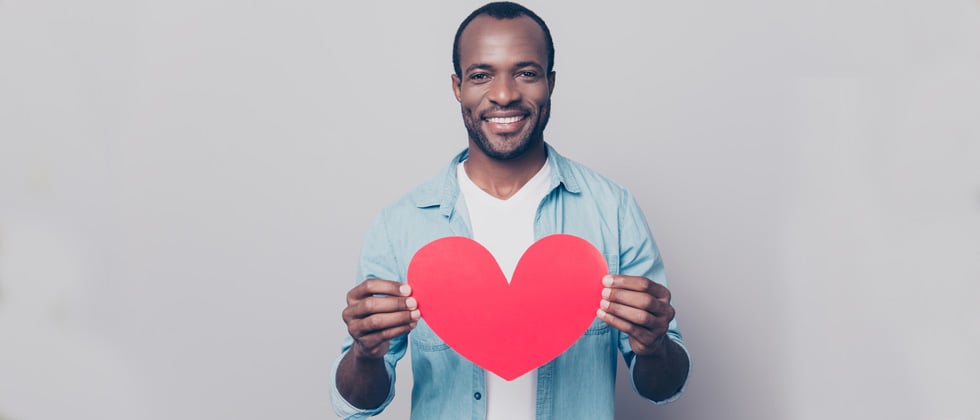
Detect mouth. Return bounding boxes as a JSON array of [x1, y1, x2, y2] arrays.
[[484, 115, 526, 124], [482, 112, 529, 134]]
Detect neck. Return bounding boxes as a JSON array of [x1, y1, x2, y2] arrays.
[[464, 140, 547, 200]]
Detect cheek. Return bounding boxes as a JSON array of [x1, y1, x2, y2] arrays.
[[464, 94, 481, 107], [459, 87, 485, 108], [523, 86, 551, 107]]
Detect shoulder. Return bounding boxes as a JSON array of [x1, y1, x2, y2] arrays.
[[359, 161, 458, 278], [551, 148, 635, 205], [380, 166, 450, 217], [365, 157, 459, 252], [374, 149, 465, 217]]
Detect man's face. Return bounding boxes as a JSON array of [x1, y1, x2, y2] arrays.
[[452, 15, 555, 161]]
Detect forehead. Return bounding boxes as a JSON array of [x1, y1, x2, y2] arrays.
[[457, 15, 548, 70]]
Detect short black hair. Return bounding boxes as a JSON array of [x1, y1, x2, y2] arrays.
[[452, 2, 555, 78]]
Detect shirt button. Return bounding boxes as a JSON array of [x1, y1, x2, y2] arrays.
[[474, 392, 482, 400]]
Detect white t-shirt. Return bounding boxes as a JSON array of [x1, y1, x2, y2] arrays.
[[456, 160, 553, 420]]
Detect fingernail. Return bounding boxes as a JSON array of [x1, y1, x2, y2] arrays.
[[400, 284, 412, 296], [600, 299, 610, 309], [602, 275, 614, 287], [597, 308, 607, 318], [411, 309, 420, 320], [406, 297, 417, 309], [601, 288, 611, 298]]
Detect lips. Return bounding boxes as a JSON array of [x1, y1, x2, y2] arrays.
[[482, 111, 529, 134], [485, 115, 525, 124]]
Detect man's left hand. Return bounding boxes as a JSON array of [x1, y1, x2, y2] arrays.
[[597, 274, 675, 357]]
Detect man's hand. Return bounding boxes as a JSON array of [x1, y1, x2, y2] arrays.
[[337, 278, 419, 409], [596, 274, 689, 401], [596, 274, 675, 357], [342, 278, 420, 359]]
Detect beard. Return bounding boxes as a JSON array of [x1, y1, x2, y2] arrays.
[[462, 101, 551, 161]]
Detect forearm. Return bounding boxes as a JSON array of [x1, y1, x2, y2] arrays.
[[631, 337, 690, 402], [336, 347, 392, 410]]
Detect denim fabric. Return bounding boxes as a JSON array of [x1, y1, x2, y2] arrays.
[[330, 144, 690, 419]]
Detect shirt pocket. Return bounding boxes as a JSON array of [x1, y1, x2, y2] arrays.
[[410, 319, 451, 352]]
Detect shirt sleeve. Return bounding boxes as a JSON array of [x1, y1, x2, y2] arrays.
[[615, 190, 692, 405], [329, 210, 410, 418]]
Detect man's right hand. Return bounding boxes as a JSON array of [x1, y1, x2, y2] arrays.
[[342, 278, 420, 359]]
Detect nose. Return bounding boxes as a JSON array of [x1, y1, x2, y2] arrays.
[[488, 77, 521, 107]]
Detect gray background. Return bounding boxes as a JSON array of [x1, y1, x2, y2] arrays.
[[1, 1, 979, 419]]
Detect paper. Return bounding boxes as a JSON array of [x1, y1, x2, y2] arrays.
[[407, 234, 607, 380]]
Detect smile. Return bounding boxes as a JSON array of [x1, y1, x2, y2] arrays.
[[484, 115, 526, 124]]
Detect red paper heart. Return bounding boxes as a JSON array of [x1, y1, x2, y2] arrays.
[[407, 234, 607, 381]]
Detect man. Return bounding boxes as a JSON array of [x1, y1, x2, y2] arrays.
[[331, 2, 690, 419]]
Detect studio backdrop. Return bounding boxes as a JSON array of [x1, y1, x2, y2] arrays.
[[1, 1, 978, 419]]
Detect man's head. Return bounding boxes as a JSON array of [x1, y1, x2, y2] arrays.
[[451, 2, 557, 161], [452, 2, 555, 79]]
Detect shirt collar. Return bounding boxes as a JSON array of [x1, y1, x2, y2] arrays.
[[412, 143, 581, 215]]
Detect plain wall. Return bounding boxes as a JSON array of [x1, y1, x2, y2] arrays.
[[1, 1, 978, 419]]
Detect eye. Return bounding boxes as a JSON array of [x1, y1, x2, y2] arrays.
[[469, 73, 491, 82], [518, 71, 538, 78]]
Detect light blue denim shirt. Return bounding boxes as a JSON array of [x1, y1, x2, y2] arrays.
[[330, 144, 690, 419]]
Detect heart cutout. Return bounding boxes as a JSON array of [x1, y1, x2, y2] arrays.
[[407, 234, 607, 380]]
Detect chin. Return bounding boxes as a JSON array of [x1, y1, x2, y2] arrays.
[[485, 137, 540, 160]]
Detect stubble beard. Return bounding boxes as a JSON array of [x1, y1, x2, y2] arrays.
[[463, 102, 551, 161]]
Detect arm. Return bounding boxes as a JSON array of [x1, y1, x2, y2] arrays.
[[336, 279, 419, 409], [597, 274, 690, 401], [596, 190, 690, 402], [331, 212, 417, 417], [631, 334, 691, 401]]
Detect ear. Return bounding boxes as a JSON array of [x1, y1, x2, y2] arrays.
[[547, 71, 556, 95], [451, 74, 462, 103]]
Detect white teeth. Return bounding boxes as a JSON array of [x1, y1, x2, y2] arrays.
[[486, 116, 523, 124]]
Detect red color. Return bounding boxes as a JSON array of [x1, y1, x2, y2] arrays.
[[407, 234, 607, 381]]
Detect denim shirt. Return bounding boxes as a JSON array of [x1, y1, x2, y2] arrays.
[[330, 144, 690, 420]]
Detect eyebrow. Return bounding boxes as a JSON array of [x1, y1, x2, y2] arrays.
[[514, 61, 544, 71], [464, 61, 545, 74], [465, 63, 494, 74]]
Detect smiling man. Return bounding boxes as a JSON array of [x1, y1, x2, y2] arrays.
[[330, 2, 691, 419]]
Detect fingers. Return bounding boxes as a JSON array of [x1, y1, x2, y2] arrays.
[[344, 295, 417, 320], [350, 318, 419, 359], [343, 278, 419, 358], [601, 275, 673, 317], [347, 278, 412, 304], [602, 275, 670, 301], [597, 307, 662, 346], [344, 278, 416, 324], [345, 302, 420, 358], [348, 308, 420, 338], [599, 295, 673, 329], [598, 275, 676, 351], [601, 287, 673, 318]]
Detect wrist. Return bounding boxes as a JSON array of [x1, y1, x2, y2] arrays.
[[350, 342, 386, 362], [635, 335, 670, 359]]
